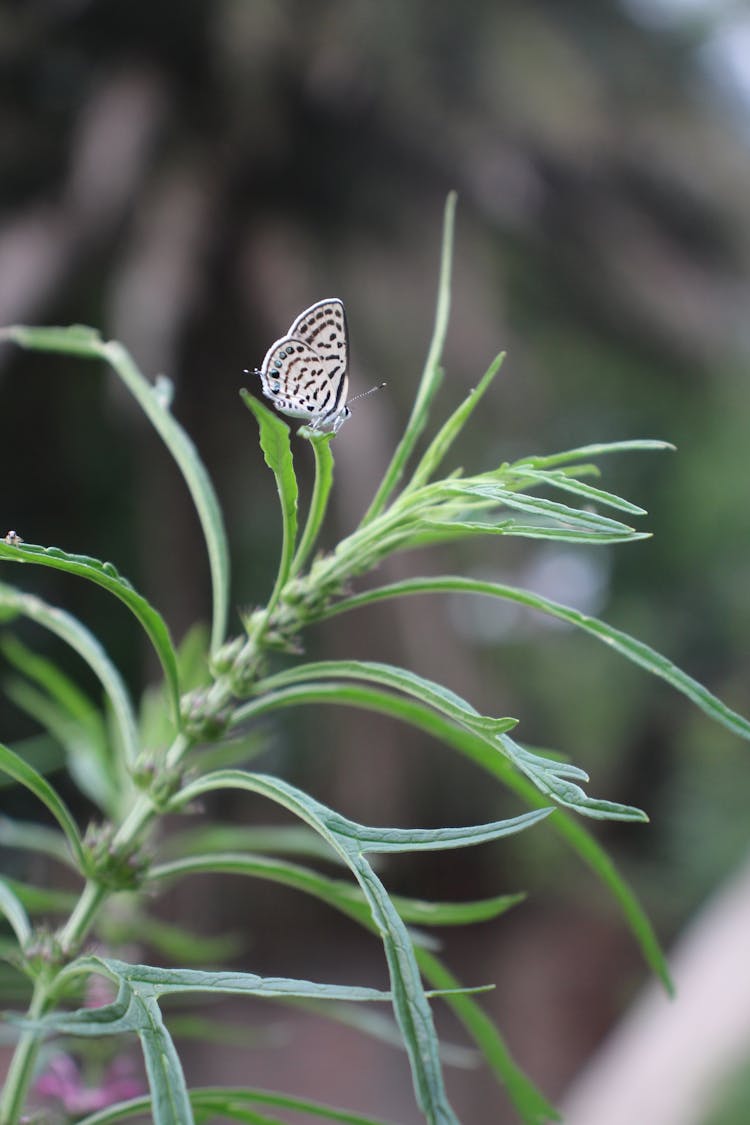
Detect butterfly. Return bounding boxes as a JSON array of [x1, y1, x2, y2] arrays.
[[249, 298, 383, 434]]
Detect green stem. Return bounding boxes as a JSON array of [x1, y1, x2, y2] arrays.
[[263, 498, 296, 624], [0, 879, 111, 1122], [58, 880, 108, 953], [0, 727, 200, 1122], [289, 433, 335, 577], [0, 976, 51, 1125]]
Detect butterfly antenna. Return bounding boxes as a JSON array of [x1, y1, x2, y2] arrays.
[[348, 382, 387, 405]]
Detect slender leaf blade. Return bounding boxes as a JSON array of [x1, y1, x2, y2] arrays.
[[231, 685, 671, 991], [104, 958, 392, 1003], [35, 958, 393, 1013], [0, 324, 104, 355], [0, 878, 32, 946], [240, 390, 299, 603], [0, 815, 76, 869], [417, 520, 649, 546], [76, 1087, 400, 1125], [149, 851, 525, 929], [255, 660, 642, 821], [439, 482, 642, 534], [416, 949, 560, 1124], [102, 340, 230, 657], [172, 770, 460, 1125], [321, 576, 750, 744], [0, 541, 180, 725], [4, 675, 113, 812], [505, 467, 647, 515], [407, 353, 505, 491], [0, 743, 86, 871], [0, 325, 230, 657], [512, 440, 675, 470], [0, 584, 139, 769], [159, 824, 345, 865], [2, 877, 77, 915], [362, 192, 456, 523]]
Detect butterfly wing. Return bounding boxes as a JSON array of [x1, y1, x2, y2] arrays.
[[258, 298, 349, 430], [288, 298, 348, 368]]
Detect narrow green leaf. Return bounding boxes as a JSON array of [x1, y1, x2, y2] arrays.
[[119, 981, 193, 1125], [1, 877, 77, 915], [0, 323, 104, 355], [136, 916, 243, 964], [76, 1087, 400, 1125], [28, 957, 392, 1125], [159, 824, 345, 865], [505, 467, 647, 515], [361, 191, 457, 523], [240, 390, 298, 612], [322, 576, 750, 744], [0, 541, 180, 726], [0, 878, 32, 946], [176, 770, 550, 855], [439, 481, 643, 535], [255, 660, 643, 821], [172, 770, 461, 1125], [36, 957, 393, 1011], [0, 743, 86, 871], [0, 735, 63, 787], [0, 325, 230, 657], [1, 631, 98, 725], [417, 520, 649, 547], [149, 851, 525, 929], [231, 685, 671, 991], [0, 815, 76, 869], [110, 958, 392, 1002], [0, 584, 139, 770], [512, 439, 675, 469], [285, 997, 479, 1068], [257, 659, 515, 739], [192, 1088, 403, 1125], [4, 667, 114, 814], [102, 340, 231, 656], [406, 353, 505, 491], [163, 1015, 275, 1050], [416, 949, 560, 1124]]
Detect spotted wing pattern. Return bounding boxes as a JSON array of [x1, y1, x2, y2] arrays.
[[257, 298, 350, 433]]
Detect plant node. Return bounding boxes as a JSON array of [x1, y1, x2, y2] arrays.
[[83, 822, 150, 891]]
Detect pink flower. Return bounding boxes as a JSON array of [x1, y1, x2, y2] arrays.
[[35, 1053, 144, 1115]]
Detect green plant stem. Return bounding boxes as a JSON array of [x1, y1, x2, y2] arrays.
[[56, 879, 108, 959], [0, 975, 51, 1125], [0, 729, 200, 1123], [1, 881, 107, 1124], [289, 433, 335, 577]]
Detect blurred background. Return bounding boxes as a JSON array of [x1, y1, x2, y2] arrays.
[[1, 1, 750, 1122]]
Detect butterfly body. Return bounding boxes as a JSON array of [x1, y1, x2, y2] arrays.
[[255, 298, 351, 433]]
